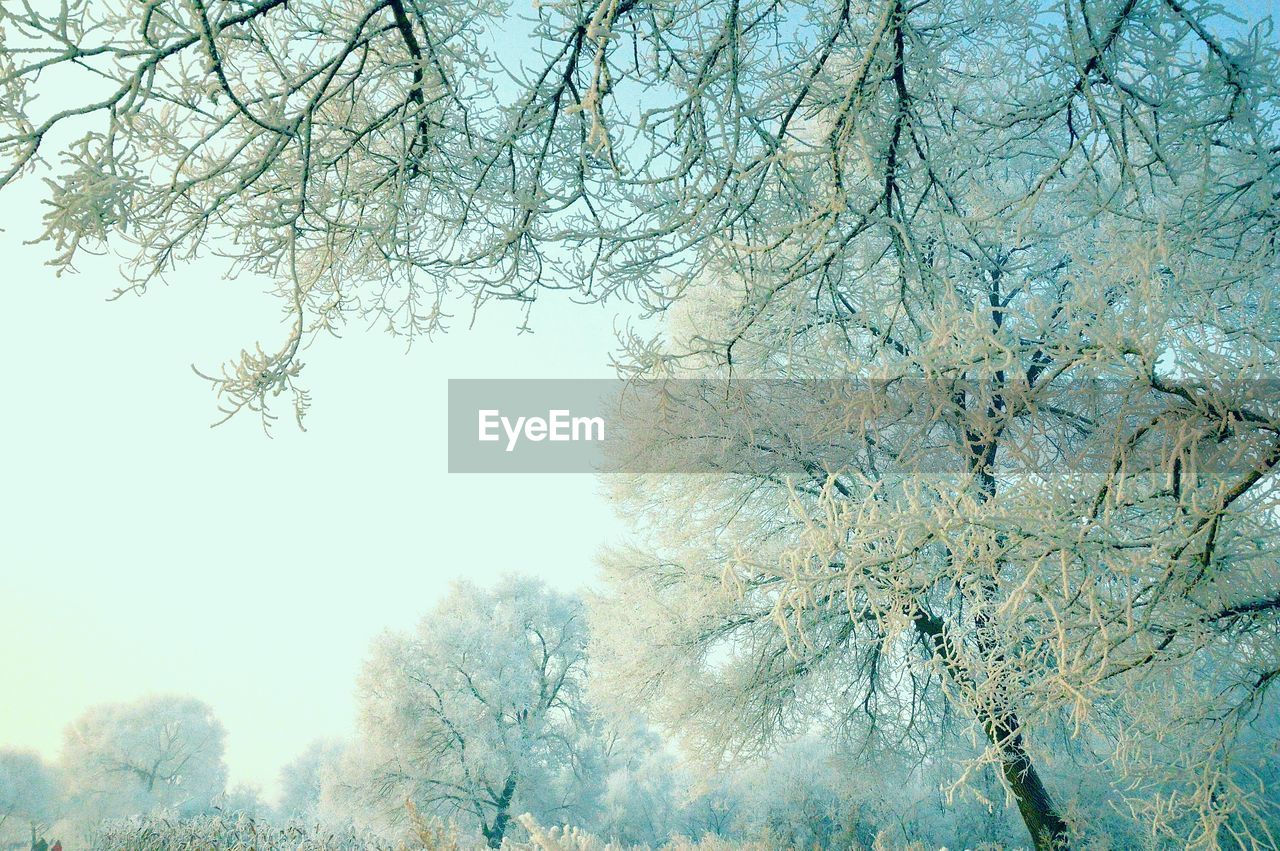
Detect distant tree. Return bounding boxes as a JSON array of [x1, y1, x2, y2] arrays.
[[60, 695, 227, 821], [277, 739, 344, 821], [216, 783, 269, 819], [331, 577, 599, 848], [593, 723, 683, 847], [736, 740, 872, 849], [0, 749, 58, 846]]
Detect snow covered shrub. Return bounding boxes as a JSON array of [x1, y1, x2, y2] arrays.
[[92, 813, 408, 851]]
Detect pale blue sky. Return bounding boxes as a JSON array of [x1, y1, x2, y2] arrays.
[[0, 0, 1275, 804], [0, 169, 628, 799]]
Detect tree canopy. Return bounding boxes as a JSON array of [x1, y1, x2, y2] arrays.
[[329, 577, 600, 847], [4, 1, 1272, 425], [60, 695, 228, 820]]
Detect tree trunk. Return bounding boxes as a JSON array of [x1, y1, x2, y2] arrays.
[[482, 773, 518, 848], [949, 400, 1070, 848], [914, 613, 1070, 850], [998, 740, 1070, 850]]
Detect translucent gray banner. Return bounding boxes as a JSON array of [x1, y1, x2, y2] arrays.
[[447, 378, 1280, 474]]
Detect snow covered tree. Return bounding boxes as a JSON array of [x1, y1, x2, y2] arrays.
[[0, 749, 59, 846], [329, 577, 600, 847], [579, 2, 1280, 849], [593, 723, 684, 847], [216, 783, 270, 818], [278, 739, 345, 822], [60, 695, 228, 822], [734, 740, 881, 849]]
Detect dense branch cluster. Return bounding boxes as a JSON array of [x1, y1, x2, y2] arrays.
[[6, 1, 1270, 425]]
